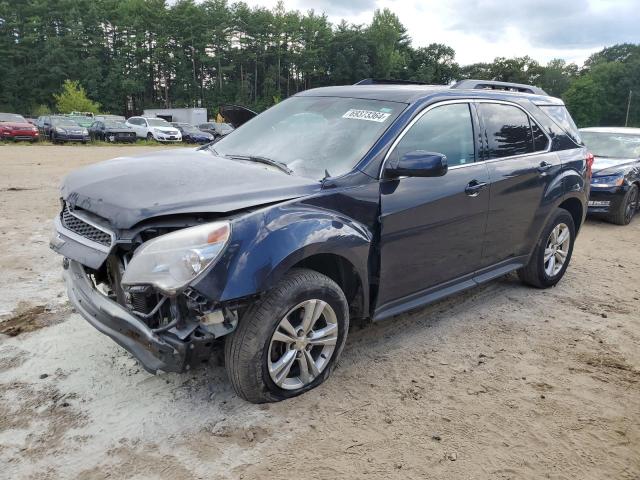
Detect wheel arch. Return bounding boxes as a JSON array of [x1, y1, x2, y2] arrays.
[[558, 196, 584, 232], [291, 253, 366, 320]]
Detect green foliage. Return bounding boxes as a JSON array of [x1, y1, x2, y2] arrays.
[[33, 104, 52, 116], [0, 0, 637, 127], [53, 80, 101, 114]]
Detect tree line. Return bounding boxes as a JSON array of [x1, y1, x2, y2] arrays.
[[0, 0, 638, 127]]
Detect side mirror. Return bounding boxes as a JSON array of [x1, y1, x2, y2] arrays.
[[384, 151, 448, 179]]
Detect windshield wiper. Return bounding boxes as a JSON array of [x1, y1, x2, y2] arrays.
[[225, 154, 293, 175]]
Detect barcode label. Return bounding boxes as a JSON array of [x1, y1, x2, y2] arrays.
[[342, 109, 391, 122]]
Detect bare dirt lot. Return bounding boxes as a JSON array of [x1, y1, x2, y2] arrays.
[[0, 144, 639, 480]]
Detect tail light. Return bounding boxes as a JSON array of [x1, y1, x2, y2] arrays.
[[585, 152, 594, 178]]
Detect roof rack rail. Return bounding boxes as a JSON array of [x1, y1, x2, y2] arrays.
[[451, 79, 548, 96], [355, 78, 428, 86]]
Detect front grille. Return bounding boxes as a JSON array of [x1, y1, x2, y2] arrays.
[[61, 206, 112, 246]]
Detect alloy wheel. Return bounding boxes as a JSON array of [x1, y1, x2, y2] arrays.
[[544, 222, 570, 277], [267, 299, 338, 390], [625, 189, 638, 223]]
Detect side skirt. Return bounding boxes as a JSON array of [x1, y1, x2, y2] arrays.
[[372, 255, 529, 322]]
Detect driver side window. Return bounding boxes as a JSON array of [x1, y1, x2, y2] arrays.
[[392, 103, 475, 167]]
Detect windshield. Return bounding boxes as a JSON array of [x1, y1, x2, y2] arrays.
[[581, 132, 640, 158], [215, 123, 234, 133], [178, 124, 200, 133], [147, 118, 171, 127], [105, 120, 127, 128], [213, 96, 404, 179], [52, 118, 79, 127], [0, 113, 27, 123]]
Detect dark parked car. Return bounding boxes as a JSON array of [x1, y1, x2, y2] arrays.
[[171, 122, 214, 144], [50, 80, 589, 403], [197, 122, 234, 138], [89, 119, 137, 143], [580, 127, 640, 225], [50, 117, 90, 144], [0, 112, 39, 141]]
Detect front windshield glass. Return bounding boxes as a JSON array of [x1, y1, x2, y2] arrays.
[[0, 113, 27, 123], [581, 132, 640, 158], [179, 124, 199, 133], [52, 118, 79, 127], [147, 118, 171, 127], [213, 96, 405, 179], [105, 120, 127, 128], [215, 123, 234, 133]]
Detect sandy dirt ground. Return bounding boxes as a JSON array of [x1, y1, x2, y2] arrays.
[[0, 144, 638, 480]]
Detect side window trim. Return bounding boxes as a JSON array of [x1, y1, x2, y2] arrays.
[[380, 99, 476, 176], [475, 99, 552, 163], [380, 98, 552, 177]]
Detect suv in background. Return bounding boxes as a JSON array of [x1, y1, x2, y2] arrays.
[[50, 79, 589, 403], [126, 116, 182, 142], [0, 112, 39, 142]]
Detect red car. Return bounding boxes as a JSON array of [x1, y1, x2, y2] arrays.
[[0, 113, 39, 142]]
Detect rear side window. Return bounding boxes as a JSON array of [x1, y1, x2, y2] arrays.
[[479, 103, 533, 159], [392, 103, 475, 167], [540, 105, 582, 144]]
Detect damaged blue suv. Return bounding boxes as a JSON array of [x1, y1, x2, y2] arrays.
[[51, 79, 589, 403]]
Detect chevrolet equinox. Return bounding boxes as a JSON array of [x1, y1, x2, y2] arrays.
[[50, 79, 590, 403]]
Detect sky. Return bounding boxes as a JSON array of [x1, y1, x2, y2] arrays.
[[241, 0, 640, 66]]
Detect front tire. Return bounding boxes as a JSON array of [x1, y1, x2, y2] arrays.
[[518, 209, 576, 288], [146, 132, 154, 141], [610, 184, 638, 226], [225, 268, 349, 403]]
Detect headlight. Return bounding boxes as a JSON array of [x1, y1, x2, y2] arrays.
[[82, 128, 88, 135], [55, 127, 66, 133], [591, 175, 624, 187], [121, 221, 231, 295]]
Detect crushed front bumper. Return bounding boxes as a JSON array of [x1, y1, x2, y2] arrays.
[[64, 259, 195, 373]]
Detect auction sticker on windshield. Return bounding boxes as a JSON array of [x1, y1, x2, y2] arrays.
[[342, 109, 391, 122]]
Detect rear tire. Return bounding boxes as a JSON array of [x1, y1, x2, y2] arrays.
[[609, 184, 638, 226], [518, 209, 575, 288], [224, 268, 349, 403]]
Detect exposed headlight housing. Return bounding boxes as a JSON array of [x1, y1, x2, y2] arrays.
[[122, 221, 231, 295], [591, 175, 624, 187]]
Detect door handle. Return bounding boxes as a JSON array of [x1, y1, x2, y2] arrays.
[[537, 161, 553, 173], [465, 180, 488, 197]]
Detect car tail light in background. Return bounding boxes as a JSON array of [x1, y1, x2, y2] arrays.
[[586, 152, 594, 178]]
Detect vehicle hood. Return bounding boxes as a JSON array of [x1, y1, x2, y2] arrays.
[[0, 121, 34, 129], [219, 104, 257, 128], [58, 126, 85, 133], [592, 156, 638, 175], [60, 148, 320, 229]]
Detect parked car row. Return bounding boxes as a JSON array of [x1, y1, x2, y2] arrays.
[[1, 112, 234, 145]]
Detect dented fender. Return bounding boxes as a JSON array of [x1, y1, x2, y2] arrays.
[[191, 201, 374, 316]]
